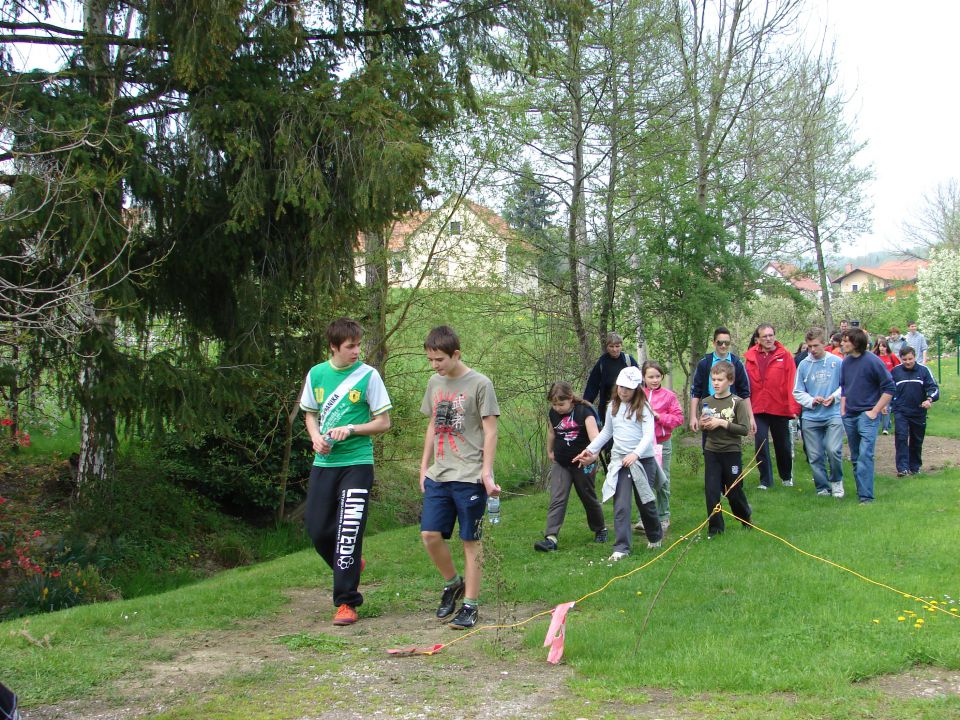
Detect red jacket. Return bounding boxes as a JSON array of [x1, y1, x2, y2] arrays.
[[744, 341, 801, 417]]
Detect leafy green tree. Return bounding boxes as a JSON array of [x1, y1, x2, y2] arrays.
[[918, 247, 960, 340]]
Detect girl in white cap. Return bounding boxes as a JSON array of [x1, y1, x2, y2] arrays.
[[574, 366, 663, 560]]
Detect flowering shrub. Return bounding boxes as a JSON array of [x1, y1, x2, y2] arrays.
[[0, 417, 31, 451], [1, 494, 115, 617]]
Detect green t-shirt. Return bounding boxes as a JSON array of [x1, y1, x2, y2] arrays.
[[299, 361, 391, 467]]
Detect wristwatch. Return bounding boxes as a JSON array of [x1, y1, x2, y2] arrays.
[[347, 424, 355, 435]]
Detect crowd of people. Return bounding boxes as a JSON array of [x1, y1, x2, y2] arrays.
[[299, 317, 939, 630]]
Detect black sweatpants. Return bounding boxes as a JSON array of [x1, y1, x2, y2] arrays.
[[754, 412, 793, 487], [304, 464, 373, 608], [703, 450, 752, 535]]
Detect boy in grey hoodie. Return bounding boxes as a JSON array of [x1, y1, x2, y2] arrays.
[[793, 328, 845, 498]]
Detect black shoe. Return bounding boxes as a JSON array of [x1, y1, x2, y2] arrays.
[[436, 578, 465, 619], [449, 603, 479, 629], [534, 537, 558, 552], [594, 528, 608, 543]]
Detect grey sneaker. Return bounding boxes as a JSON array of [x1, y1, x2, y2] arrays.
[[436, 578, 465, 619], [816, 489, 831, 497], [782, 479, 795, 487], [647, 540, 662, 550], [449, 604, 479, 629]]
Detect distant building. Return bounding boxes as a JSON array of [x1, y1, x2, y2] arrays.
[[762, 261, 822, 298], [356, 197, 535, 294], [831, 259, 929, 297]]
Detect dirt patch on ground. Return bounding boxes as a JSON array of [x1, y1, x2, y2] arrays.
[[23, 586, 574, 720], [678, 430, 960, 477], [858, 667, 960, 699]]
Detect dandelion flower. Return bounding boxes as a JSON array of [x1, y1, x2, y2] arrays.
[[898, 616, 905, 622], [872, 619, 880, 624]]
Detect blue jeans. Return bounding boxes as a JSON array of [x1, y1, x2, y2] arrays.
[[802, 416, 844, 492], [842, 412, 880, 501]]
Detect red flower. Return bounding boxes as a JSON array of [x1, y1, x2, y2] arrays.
[[1, 419, 13, 426], [32, 529, 42, 537], [51, 570, 61, 578]]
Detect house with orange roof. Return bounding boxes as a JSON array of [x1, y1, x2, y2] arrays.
[[355, 196, 536, 294], [762, 261, 823, 298], [831, 258, 929, 298]]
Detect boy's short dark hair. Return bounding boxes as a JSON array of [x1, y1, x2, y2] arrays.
[[326, 317, 363, 349], [805, 327, 826, 343], [713, 326, 731, 340], [900, 345, 916, 358], [605, 331, 623, 347], [842, 328, 869, 354], [710, 360, 735, 381], [424, 325, 461, 356]]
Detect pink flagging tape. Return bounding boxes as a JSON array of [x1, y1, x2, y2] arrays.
[[543, 601, 576, 664]]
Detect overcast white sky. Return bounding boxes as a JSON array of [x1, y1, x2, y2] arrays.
[[808, 0, 960, 256]]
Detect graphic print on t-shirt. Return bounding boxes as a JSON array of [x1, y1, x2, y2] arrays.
[[433, 391, 466, 458], [555, 412, 581, 447]]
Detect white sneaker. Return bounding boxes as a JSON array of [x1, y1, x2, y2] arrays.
[[647, 540, 662, 550], [661, 519, 670, 532], [608, 551, 628, 562], [782, 479, 794, 487], [816, 489, 831, 497], [830, 481, 845, 499], [632, 520, 645, 532]]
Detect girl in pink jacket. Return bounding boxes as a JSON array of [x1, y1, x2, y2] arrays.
[[640, 361, 684, 531]]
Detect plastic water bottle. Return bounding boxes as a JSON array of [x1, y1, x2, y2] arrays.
[[486, 495, 501, 524]]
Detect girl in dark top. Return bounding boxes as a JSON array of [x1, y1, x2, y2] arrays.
[[534, 382, 608, 552]]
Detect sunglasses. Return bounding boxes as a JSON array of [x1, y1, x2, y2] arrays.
[[715, 340, 731, 347]]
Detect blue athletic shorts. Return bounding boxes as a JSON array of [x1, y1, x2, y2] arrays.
[[420, 478, 487, 541]]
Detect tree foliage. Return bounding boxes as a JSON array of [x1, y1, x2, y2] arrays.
[[918, 247, 960, 340]]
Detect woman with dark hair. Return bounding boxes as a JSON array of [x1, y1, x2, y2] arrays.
[[873, 338, 900, 435]]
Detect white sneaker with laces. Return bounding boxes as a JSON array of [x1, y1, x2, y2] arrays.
[[608, 551, 628, 562], [782, 479, 795, 487], [830, 481, 845, 498], [647, 540, 662, 549]]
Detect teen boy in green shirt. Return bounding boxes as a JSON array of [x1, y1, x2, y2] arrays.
[[300, 318, 392, 626]]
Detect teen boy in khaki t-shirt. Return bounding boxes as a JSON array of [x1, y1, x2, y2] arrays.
[[419, 326, 499, 630]]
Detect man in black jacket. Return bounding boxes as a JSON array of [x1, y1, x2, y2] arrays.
[[689, 327, 755, 435]]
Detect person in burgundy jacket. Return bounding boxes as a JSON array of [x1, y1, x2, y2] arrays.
[[744, 323, 802, 490]]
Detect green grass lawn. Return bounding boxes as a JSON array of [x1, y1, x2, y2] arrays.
[[3, 374, 958, 714], [3, 443, 959, 715], [926, 365, 960, 439]]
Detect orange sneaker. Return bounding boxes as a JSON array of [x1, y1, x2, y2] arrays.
[[333, 604, 358, 625]]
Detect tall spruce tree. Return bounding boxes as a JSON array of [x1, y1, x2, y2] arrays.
[[1, 0, 564, 490]]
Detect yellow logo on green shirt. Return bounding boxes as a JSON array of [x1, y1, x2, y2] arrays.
[[349, 389, 361, 403], [314, 387, 324, 403]]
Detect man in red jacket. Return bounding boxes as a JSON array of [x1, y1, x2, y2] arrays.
[[744, 324, 802, 490]]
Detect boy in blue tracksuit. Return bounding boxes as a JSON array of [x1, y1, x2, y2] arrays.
[[793, 328, 845, 498], [891, 346, 939, 476]]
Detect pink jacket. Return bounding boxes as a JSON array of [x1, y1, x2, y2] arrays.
[[643, 386, 684, 444]]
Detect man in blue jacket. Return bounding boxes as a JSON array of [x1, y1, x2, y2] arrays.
[[793, 328, 844, 498], [840, 328, 895, 504], [891, 346, 939, 476], [689, 327, 755, 434]]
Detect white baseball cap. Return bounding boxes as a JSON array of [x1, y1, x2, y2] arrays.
[[616, 366, 643, 390]]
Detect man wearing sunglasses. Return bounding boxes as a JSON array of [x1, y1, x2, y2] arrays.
[[690, 327, 755, 435]]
